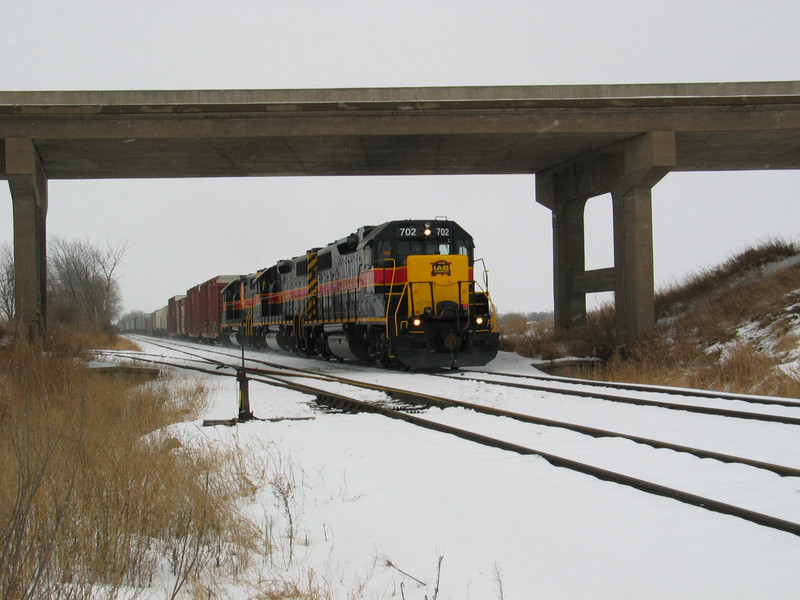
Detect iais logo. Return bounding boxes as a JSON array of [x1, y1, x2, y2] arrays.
[[430, 260, 452, 276]]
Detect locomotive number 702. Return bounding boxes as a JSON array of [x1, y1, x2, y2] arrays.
[[398, 226, 451, 237]]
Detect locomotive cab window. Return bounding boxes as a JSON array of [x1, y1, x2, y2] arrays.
[[397, 240, 451, 262], [455, 238, 472, 259], [374, 241, 393, 266]]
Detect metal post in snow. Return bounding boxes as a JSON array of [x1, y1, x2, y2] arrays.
[[237, 340, 253, 421]]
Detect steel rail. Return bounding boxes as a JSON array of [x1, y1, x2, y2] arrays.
[[465, 369, 800, 408], [440, 374, 800, 426]]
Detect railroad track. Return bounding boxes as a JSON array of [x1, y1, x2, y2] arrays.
[[482, 367, 800, 406], [128, 335, 800, 424], [102, 337, 800, 538], [111, 339, 800, 445], [438, 371, 800, 425]]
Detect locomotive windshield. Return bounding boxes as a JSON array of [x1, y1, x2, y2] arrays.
[[398, 240, 452, 256], [374, 239, 471, 264]]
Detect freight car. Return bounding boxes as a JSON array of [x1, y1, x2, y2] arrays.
[[117, 306, 167, 336], [186, 276, 239, 341], [219, 219, 498, 369], [167, 295, 187, 337], [152, 306, 168, 336]]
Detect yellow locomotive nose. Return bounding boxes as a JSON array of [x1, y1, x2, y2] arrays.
[[405, 254, 469, 315]]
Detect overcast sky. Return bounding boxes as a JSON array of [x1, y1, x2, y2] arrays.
[[2, 0, 799, 315]]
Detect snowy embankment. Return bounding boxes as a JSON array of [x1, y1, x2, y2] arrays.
[[129, 340, 800, 599]]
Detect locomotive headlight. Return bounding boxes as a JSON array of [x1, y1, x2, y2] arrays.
[[423, 227, 432, 236], [412, 318, 422, 327], [475, 316, 485, 326]]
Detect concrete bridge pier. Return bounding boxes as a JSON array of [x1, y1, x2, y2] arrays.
[[6, 138, 48, 341], [536, 131, 676, 339]]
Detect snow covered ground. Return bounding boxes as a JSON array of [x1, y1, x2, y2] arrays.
[[121, 340, 800, 599]]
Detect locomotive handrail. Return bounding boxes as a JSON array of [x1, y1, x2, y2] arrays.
[[471, 258, 497, 332], [382, 258, 400, 338], [245, 307, 254, 337], [389, 282, 410, 338], [470, 278, 498, 332]]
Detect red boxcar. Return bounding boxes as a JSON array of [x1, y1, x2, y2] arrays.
[[168, 294, 187, 337], [185, 276, 239, 340]]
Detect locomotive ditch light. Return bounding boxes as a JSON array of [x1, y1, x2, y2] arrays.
[[412, 318, 422, 327], [475, 316, 485, 326]]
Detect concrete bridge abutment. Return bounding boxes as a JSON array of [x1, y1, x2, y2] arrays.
[[536, 131, 676, 339], [6, 138, 48, 341]]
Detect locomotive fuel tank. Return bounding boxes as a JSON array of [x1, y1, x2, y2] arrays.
[[326, 327, 370, 362], [264, 330, 291, 353]]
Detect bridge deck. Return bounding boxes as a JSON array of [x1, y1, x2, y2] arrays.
[[2, 82, 800, 180]]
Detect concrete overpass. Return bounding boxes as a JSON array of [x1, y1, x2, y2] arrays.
[[3, 82, 800, 340]]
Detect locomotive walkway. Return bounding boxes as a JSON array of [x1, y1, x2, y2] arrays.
[[3, 82, 800, 339]]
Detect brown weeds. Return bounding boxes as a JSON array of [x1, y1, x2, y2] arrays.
[[0, 333, 261, 599], [502, 239, 800, 397], [45, 324, 141, 359]]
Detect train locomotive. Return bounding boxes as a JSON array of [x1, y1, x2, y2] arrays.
[[220, 219, 498, 369]]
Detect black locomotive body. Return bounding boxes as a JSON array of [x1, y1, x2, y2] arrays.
[[221, 219, 498, 369]]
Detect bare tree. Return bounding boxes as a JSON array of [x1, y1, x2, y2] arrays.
[[0, 243, 13, 322], [91, 239, 128, 324], [47, 237, 129, 329]]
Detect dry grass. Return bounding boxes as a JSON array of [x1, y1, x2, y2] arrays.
[[498, 317, 561, 360], [46, 324, 141, 358], [0, 321, 139, 356], [589, 337, 800, 398], [0, 329, 263, 599], [654, 237, 798, 319], [0, 324, 353, 598], [501, 239, 800, 397]]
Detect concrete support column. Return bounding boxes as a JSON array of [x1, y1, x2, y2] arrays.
[[6, 138, 48, 340], [613, 185, 655, 337], [551, 196, 588, 330], [536, 131, 675, 339]]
